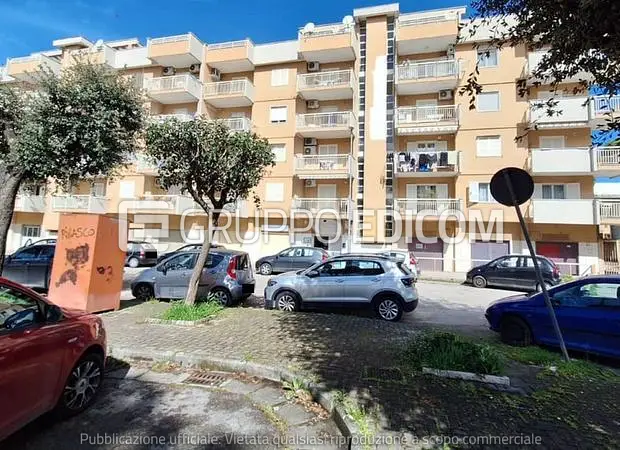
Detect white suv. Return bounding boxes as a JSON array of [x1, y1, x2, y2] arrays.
[[264, 255, 418, 321]]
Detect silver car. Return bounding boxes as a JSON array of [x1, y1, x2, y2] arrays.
[[131, 249, 255, 305], [264, 255, 418, 321]]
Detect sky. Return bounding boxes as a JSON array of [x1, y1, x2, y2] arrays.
[[0, 0, 470, 62]]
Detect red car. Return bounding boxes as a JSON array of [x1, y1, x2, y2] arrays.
[[0, 277, 106, 441]]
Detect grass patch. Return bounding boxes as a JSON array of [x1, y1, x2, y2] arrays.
[[401, 332, 504, 375], [256, 403, 288, 435], [282, 378, 312, 402], [333, 394, 375, 450], [161, 301, 224, 322]]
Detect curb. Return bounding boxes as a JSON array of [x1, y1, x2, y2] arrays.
[[422, 367, 511, 386], [107, 346, 362, 449]]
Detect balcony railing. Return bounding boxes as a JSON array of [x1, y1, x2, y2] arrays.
[[292, 198, 351, 216], [529, 97, 590, 125], [138, 194, 197, 215], [595, 146, 620, 169], [150, 113, 195, 122], [14, 195, 46, 212], [598, 201, 620, 221], [397, 106, 459, 125], [298, 23, 354, 38], [148, 33, 203, 59], [134, 154, 159, 174], [52, 195, 107, 213], [218, 117, 251, 132], [394, 198, 462, 215], [529, 148, 592, 174], [203, 78, 254, 98], [397, 60, 459, 81], [592, 95, 620, 116], [297, 70, 355, 90], [399, 11, 460, 26], [208, 39, 252, 50], [294, 155, 354, 176], [144, 74, 202, 100], [395, 151, 460, 174], [296, 111, 355, 129], [530, 199, 596, 225]]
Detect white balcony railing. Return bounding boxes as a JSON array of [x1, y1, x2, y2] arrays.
[[203, 78, 254, 98], [530, 148, 592, 174], [148, 33, 203, 58], [144, 74, 202, 96], [592, 95, 620, 116], [139, 195, 197, 215], [52, 195, 107, 213], [150, 113, 195, 123], [220, 117, 251, 132], [295, 155, 353, 173], [531, 199, 596, 225], [14, 195, 46, 212], [397, 60, 459, 81], [296, 111, 355, 129], [297, 70, 355, 90], [394, 198, 462, 215], [529, 97, 590, 124], [395, 151, 460, 174], [135, 154, 159, 174], [399, 10, 460, 26], [299, 23, 354, 38], [208, 39, 252, 50], [595, 147, 620, 168], [397, 106, 459, 125], [292, 198, 351, 216], [599, 201, 620, 221]]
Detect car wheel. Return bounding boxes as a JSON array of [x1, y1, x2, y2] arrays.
[[133, 283, 154, 301], [210, 288, 232, 307], [55, 352, 104, 418], [500, 315, 533, 346], [275, 291, 298, 312], [374, 296, 403, 322], [472, 275, 487, 288], [128, 257, 140, 268], [259, 262, 273, 275]]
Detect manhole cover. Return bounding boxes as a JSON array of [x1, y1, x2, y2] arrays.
[[183, 371, 229, 387]]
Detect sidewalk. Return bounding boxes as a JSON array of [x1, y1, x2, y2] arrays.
[[418, 270, 466, 283]]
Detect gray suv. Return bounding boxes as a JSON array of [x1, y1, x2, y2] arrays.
[[131, 249, 255, 305], [264, 255, 418, 321]]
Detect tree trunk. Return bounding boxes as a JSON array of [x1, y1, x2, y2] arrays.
[[0, 171, 24, 272], [184, 212, 220, 305]]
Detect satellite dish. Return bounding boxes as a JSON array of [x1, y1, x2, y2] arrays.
[[342, 15, 354, 26], [303, 22, 315, 34]]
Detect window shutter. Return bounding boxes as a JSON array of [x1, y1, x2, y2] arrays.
[[533, 184, 543, 199], [566, 183, 581, 199], [437, 184, 449, 199], [469, 182, 479, 202]]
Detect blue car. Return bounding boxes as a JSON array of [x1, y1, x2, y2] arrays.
[[485, 275, 620, 358]]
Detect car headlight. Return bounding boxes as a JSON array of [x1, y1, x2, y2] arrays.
[[267, 279, 278, 287]]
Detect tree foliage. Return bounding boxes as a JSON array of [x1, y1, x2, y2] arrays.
[[145, 118, 275, 305], [461, 0, 620, 131]]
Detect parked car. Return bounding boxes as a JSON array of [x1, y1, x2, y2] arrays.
[[264, 254, 418, 322], [131, 249, 255, 305], [255, 247, 328, 275], [466, 254, 561, 291], [376, 250, 420, 280], [125, 241, 158, 268], [20, 238, 57, 248], [0, 277, 106, 441], [156, 243, 225, 264], [485, 275, 620, 358], [2, 244, 56, 291]]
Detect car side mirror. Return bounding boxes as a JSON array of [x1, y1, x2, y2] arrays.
[[4, 309, 38, 330], [45, 304, 63, 323], [306, 269, 319, 278]]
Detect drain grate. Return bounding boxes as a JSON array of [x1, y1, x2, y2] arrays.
[[183, 371, 229, 387]]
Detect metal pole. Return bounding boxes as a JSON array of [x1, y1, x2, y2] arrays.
[[501, 170, 570, 361]]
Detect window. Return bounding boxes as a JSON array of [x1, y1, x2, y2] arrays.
[[478, 183, 491, 202], [317, 260, 347, 277], [22, 225, 40, 238], [204, 254, 224, 269], [271, 69, 289, 87], [477, 92, 500, 112], [542, 184, 566, 199], [0, 285, 41, 330], [13, 246, 44, 260], [521, 257, 553, 271], [553, 282, 620, 308], [279, 248, 296, 257], [165, 253, 196, 271], [37, 246, 55, 260], [416, 185, 437, 199], [494, 256, 519, 268], [477, 48, 498, 67], [476, 136, 502, 157], [265, 183, 284, 202], [271, 144, 287, 162], [348, 260, 384, 276], [270, 106, 288, 123]]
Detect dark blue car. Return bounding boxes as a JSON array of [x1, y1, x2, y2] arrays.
[[486, 275, 620, 358]]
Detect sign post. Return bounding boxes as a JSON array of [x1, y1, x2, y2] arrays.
[[490, 167, 569, 362]]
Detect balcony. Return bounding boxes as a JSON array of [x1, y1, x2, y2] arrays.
[[203, 78, 255, 108], [150, 113, 195, 123], [591, 95, 620, 126], [134, 154, 159, 175], [395, 151, 460, 177], [396, 60, 460, 94], [136, 195, 198, 215], [598, 201, 620, 225], [297, 70, 355, 100], [68, 45, 115, 68], [394, 198, 462, 216], [147, 33, 203, 67], [396, 105, 459, 135], [298, 23, 356, 63], [7, 54, 61, 82], [526, 50, 593, 85], [296, 112, 356, 139], [294, 155, 355, 179], [397, 9, 463, 55], [292, 198, 352, 218], [528, 97, 590, 129], [530, 199, 596, 225], [530, 148, 593, 175], [219, 117, 251, 132], [144, 74, 202, 104], [593, 146, 620, 176], [206, 40, 255, 73], [52, 195, 107, 214], [14, 195, 46, 213]]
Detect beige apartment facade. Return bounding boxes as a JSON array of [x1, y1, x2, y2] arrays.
[[2, 3, 620, 274]]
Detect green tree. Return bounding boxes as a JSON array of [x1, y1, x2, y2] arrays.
[[0, 62, 144, 269], [461, 0, 620, 130], [145, 118, 274, 305]]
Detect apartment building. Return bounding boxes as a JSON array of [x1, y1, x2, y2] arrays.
[[2, 3, 620, 274]]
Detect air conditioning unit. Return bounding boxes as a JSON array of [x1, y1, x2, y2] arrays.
[[307, 61, 320, 72], [307, 100, 320, 109], [439, 89, 454, 100], [189, 63, 201, 74], [162, 66, 176, 76], [304, 138, 318, 146], [304, 179, 316, 187], [447, 44, 456, 58], [210, 67, 221, 81], [304, 147, 316, 155]]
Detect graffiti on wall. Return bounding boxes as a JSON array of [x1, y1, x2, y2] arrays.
[[55, 243, 90, 287]]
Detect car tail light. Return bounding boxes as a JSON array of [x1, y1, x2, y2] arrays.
[[408, 252, 417, 266], [401, 278, 414, 287], [227, 256, 237, 280]]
